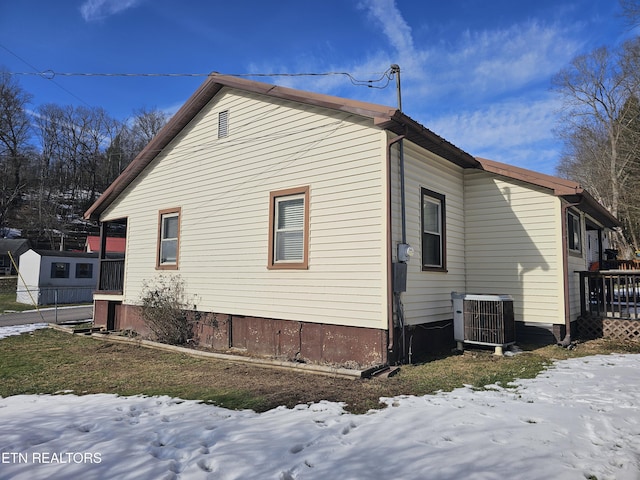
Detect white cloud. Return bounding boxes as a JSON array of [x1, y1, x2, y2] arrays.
[[429, 96, 560, 150], [426, 95, 564, 173], [79, 0, 144, 22], [353, 3, 584, 110], [402, 20, 584, 104], [360, 0, 415, 54], [461, 22, 582, 95], [349, 3, 587, 174], [248, 2, 584, 175]]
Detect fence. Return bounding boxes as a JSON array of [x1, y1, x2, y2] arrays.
[[16, 286, 95, 307], [579, 271, 640, 320], [578, 271, 640, 341]]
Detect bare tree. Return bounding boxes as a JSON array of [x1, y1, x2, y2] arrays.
[[104, 106, 168, 184], [130, 106, 168, 146], [35, 104, 119, 202], [77, 107, 119, 205], [0, 73, 170, 247], [554, 39, 640, 254], [0, 70, 33, 233], [621, 0, 640, 27]]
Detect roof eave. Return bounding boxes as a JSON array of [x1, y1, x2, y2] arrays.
[[476, 157, 582, 195], [84, 77, 225, 220], [476, 157, 620, 229], [375, 112, 480, 168], [561, 192, 621, 229]]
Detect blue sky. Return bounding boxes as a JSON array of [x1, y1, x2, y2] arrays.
[[0, 0, 635, 175]]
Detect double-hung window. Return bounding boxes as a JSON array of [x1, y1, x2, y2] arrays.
[[157, 208, 181, 269], [567, 209, 582, 254], [421, 188, 446, 271], [268, 186, 309, 269]]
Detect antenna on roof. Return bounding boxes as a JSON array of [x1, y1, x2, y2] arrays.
[[390, 64, 402, 112]]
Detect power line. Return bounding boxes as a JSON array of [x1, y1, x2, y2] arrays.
[[0, 43, 93, 107], [6, 68, 397, 89]]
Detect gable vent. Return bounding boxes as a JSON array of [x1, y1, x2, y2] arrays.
[[218, 110, 229, 138]]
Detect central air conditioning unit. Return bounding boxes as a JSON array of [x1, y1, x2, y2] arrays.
[[451, 292, 516, 355]]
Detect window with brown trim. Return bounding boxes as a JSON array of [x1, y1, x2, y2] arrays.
[[157, 208, 181, 270], [421, 188, 446, 271], [268, 186, 309, 269], [567, 209, 582, 254]]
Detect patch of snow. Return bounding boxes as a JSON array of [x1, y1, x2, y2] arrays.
[[0, 323, 49, 340], [0, 324, 639, 479]]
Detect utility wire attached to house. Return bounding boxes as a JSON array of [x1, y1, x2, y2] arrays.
[[7, 67, 398, 90]]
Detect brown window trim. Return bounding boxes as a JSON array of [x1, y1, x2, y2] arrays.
[[567, 209, 582, 256], [268, 186, 309, 270], [156, 207, 181, 270], [421, 187, 447, 272]]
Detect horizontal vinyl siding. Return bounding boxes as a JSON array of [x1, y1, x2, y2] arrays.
[[567, 210, 588, 323], [391, 140, 466, 325], [102, 88, 387, 330], [464, 170, 564, 325]]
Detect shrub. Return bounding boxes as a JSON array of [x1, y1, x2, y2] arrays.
[[139, 275, 198, 345]]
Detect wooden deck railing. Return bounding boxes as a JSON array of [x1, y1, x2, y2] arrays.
[[595, 259, 640, 271], [98, 258, 124, 293], [579, 270, 640, 320]]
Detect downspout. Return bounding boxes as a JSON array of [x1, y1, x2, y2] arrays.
[[560, 201, 581, 346], [386, 134, 405, 363], [390, 64, 409, 364], [398, 137, 407, 363]]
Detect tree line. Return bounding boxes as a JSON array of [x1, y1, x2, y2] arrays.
[[0, 70, 167, 250], [554, 0, 640, 257]]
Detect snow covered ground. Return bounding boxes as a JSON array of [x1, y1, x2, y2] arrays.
[[1, 324, 639, 479], [0, 323, 49, 340]]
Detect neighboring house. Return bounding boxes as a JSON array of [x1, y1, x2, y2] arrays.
[[0, 239, 30, 275], [16, 250, 98, 305], [83, 74, 619, 367], [85, 236, 126, 254]]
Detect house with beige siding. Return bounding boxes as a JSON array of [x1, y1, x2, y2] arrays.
[[84, 74, 619, 367]]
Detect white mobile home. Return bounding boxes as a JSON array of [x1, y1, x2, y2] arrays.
[[84, 74, 618, 367], [16, 250, 98, 306]]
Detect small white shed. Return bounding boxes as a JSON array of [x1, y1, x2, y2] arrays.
[[16, 249, 98, 305]]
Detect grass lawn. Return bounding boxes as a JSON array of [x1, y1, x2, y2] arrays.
[[0, 292, 36, 313], [1, 328, 639, 413]]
